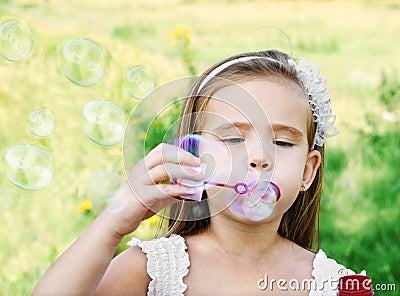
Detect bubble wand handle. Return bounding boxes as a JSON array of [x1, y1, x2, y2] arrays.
[[205, 181, 249, 194]]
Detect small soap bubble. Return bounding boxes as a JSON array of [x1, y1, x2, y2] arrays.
[[125, 66, 157, 99], [191, 204, 205, 218], [89, 169, 123, 209], [28, 109, 56, 137], [0, 20, 33, 62], [4, 144, 54, 190], [61, 38, 105, 87], [83, 100, 125, 146]]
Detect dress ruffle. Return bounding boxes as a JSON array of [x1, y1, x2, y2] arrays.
[[127, 234, 190, 296]]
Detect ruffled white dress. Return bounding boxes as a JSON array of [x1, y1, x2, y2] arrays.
[[127, 234, 365, 296]]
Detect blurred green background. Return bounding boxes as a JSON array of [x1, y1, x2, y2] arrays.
[[0, 0, 399, 295]]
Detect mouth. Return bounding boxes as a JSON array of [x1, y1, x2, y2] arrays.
[[245, 180, 281, 207], [227, 180, 280, 222]]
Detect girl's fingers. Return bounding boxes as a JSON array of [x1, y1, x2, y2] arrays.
[[145, 162, 205, 184], [144, 143, 200, 170], [121, 143, 203, 217], [133, 184, 199, 214], [154, 183, 199, 201], [142, 183, 199, 202]]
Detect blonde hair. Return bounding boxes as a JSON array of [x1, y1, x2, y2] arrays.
[[164, 49, 324, 252]]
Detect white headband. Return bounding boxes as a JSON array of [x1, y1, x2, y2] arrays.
[[195, 55, 339, 148]]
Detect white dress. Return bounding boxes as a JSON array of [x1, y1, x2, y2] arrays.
[[127, 234, 365, 296]]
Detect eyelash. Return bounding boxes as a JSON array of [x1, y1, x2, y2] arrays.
[[222, 138, 294, 148], [222, 137, 245, 144], [273, 140, 294, 148]]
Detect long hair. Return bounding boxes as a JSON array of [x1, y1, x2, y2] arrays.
[[163, 49, 324, 252]]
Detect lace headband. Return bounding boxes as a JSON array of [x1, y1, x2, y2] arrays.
[[196, 56, 339, 148]]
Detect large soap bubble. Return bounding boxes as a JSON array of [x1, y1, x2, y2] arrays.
[[83, 100, 125, 146], [4, 144, 54, 190], [28, 109, 56, 137], [60, 38, 106, 87], [123, 75, 277, 222], [0, 20, 33, 62], [125, 66, 157, 99]]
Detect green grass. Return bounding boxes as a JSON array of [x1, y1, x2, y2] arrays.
[[1, 0, 399, 295]]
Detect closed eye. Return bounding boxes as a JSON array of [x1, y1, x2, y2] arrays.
[[222, 137, 245, 144], [274, 140, 294, 147]]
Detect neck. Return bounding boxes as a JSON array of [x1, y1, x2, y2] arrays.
[[204, 213, 284, 259]]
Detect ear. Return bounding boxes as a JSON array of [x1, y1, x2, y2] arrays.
[[302, 150, 322, 189]]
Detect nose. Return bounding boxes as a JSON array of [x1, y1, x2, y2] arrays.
[[248, 141, 273, 171], [249, 161, 268, 169]]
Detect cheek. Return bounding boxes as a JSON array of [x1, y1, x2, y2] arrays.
[[274, 153, 307, 197], [273, 166, 304, 214]]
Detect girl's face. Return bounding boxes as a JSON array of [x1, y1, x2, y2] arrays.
[[199, 78, 321, 223]]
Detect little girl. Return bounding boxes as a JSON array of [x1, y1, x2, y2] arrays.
[[33, 50, 366, 296]]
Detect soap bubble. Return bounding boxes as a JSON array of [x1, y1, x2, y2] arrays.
[[4, 144, 54, 190], [191, 203, 206, 218], [0, 20, 33, 62], [28, 109, 56, 137], [123, 75, 277, 221], [125, 66, 157, 99], [61, 38, 105, 87], [89, 170, 123, 209], [230, 180, 280, 222], [83, 100, 125, 146]]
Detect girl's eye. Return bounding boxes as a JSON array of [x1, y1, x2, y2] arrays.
[[222, 137, 245, 144], [274, 140, 294, 147]]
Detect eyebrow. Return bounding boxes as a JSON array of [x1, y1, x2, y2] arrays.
[[272, 123, 304, 139], [210, 122, 303, 138], [211, 122, 253, 133]]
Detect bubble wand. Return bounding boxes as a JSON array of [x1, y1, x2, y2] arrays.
[[173, 135, 281, 207], [206, 180, 280, 207], [174, 178, 280, 207]]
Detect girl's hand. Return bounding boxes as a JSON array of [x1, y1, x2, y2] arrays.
[[103, 143, 203, 238]]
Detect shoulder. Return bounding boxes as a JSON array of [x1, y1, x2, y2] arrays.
[[95, 244, 150, 296], [310, 249, 366, 296]]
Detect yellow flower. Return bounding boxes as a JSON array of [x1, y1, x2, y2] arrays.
[[77, 200, 92, 213], [170, 25, 192, 43]]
